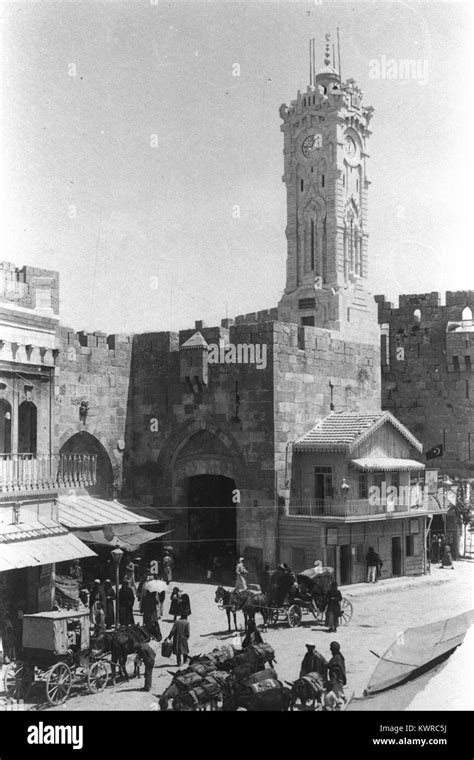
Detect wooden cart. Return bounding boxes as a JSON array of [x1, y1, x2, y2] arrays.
[[3, 609, 109, 706]]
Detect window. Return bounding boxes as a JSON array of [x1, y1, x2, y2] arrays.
[[406, 535, 414, 556], [18, 401, 37, 455], [465, 356, 471, 371], [358, 472, 368, 498], [413, 309, 421, 322], [314, 466, 333, 501], [321, 174, 325, 188], [453, 355, 460, 371], [301, 316, 314, 326], [301, 179, 304, 192], [462, 306, 472, 322], [310, 219, 315, 270]]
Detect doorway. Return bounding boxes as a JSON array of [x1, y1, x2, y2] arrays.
[[392, 536, 402, 576], [187, 474, 237, 578], [18, 401, 37, 454], [340, 545, 352, 585]]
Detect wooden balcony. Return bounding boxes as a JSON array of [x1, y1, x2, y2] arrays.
[[0, 453, 97, 495], [287, 495, 449, 520]]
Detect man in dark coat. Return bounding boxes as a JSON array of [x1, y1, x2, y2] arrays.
[[366, 547, 379, 583], [325, 581, 342, 632], [166, 614, 190, 666], [89, 579, 106, 623], [327, 641, 346, 698], [133, 642, 156, 691], [299, 643, 328, 679], [118, 580, 135, 626]]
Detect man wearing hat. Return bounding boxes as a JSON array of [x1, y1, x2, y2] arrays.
[[299, 642, 328, 680]]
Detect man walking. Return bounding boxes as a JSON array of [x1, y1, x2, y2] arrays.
[[133, 641, 156, 692]]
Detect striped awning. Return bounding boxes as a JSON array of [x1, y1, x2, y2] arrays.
[[351, 458, 425, 472], [57, 494, 157, 530]]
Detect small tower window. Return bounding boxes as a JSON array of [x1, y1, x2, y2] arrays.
[[462, 306, 473, 322], [301, 179, 304, 192], [342, 175, 345, 188], [413, 309, 421, 322], [303, 97, 306, 107], [321, 175, 325, 188]]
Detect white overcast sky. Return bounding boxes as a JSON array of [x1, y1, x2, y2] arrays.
[[1, 0, 473, 334]]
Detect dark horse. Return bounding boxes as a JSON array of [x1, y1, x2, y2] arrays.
[[215, 587, 270, 631], [92, 623, 161, 683]]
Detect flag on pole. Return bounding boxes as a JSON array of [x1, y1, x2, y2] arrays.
[[425, 444, 444, 460]]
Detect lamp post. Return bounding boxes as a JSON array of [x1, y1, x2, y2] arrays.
[[111, 547, 124, 630]]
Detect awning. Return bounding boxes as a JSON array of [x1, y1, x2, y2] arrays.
[[73, 524, 172, 552], [57, 493, 157, 530], [0, 532, 96, 572], [351, 458, 425, 472]]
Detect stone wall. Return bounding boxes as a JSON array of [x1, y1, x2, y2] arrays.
[[55, 327, 133, 493], [376, 291, 474, 477]]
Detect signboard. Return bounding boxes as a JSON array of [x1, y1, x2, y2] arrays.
[[409, 518, 420, 534], [326, 528, 338, 546], [425, 470, 438, 494]]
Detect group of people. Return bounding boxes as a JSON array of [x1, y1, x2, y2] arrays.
[[431, 535, 454, 568], [300, 640, 347, 707]]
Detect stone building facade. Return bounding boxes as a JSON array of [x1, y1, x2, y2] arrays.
[[376, 291, 474, 479], [2, 36, 471, 588]]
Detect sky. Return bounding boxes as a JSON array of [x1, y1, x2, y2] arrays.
[[1, 0, 473, 335]]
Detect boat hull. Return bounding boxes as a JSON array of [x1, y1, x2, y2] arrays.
[[364, 609, 474, 696]]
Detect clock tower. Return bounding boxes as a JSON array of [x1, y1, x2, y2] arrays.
[[277, 34, 379, 344]]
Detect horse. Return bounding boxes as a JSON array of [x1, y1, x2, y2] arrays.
[[92, 624, 160, 683], [287, 673, 325, 711], [214, 586, 251, 631]]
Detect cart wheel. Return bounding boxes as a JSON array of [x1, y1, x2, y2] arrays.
[[311, 602, 325, 624], [45, 662, 72, 705], [4, 661, 33, 701], [87, 661, 108, 693], [287, 604, 302, 628], [340, 598, 353, 625], [267, 608, 279, 626]]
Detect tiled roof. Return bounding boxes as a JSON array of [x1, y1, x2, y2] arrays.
[[294, 411, 422, 452]]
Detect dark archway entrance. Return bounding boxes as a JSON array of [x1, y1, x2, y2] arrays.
[[18, 401, 37, 454], [187, 475, 237, 578], [60, 432, 113, 498]]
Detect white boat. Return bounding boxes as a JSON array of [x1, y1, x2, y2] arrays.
[[363, 609, 474, 695]]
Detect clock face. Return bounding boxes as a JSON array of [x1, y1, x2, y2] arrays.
[[344, 136, 356, 158], [302, 133, 322, 158]]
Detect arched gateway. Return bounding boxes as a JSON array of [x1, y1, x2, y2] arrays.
[[164, 421, 247, 578]]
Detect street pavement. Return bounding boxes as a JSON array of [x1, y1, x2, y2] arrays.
[[2, 560, 473, 711]]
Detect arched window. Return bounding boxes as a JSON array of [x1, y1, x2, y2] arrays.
[[462, 306, 473, 322], [0, 399, 12, 454], [413, 309, 421, 322], [18, 401, 37, 455], [310, 219, 315, 270]]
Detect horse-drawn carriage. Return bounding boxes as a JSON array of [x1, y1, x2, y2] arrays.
[[267, 567, 353, 628], [3, 609, 109, 705]]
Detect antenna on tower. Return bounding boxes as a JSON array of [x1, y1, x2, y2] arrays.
[[309, 39, 312, 86], [337, 27, 342, 80], [312, 37, 315, 84], [332, 43, 336, 68]]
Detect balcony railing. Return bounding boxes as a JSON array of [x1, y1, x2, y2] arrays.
[[0, 453, 97, 493], [287, 496, 448, 519]]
